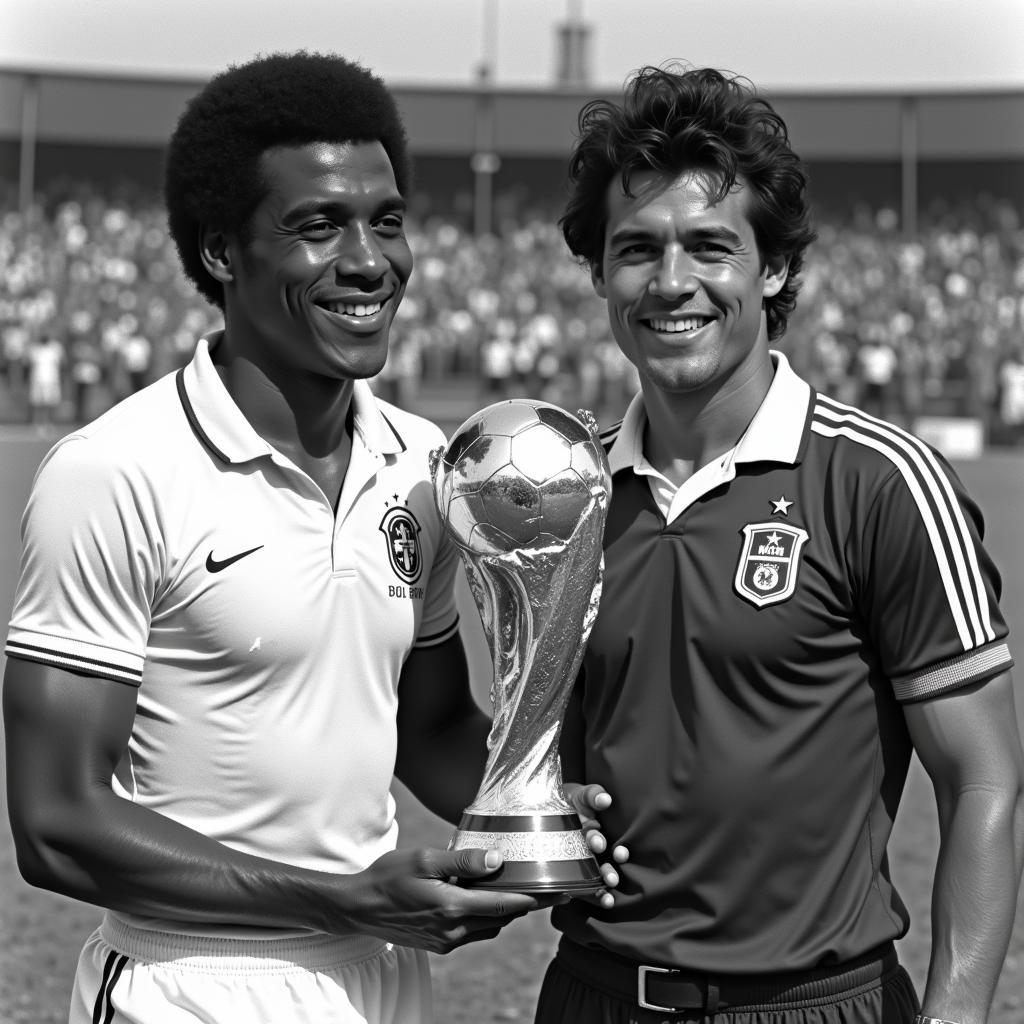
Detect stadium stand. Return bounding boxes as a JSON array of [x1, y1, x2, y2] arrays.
[[1, 180, 1022, 447]]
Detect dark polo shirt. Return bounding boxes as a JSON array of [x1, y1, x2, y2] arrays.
[[554, 353, 1012, 971]]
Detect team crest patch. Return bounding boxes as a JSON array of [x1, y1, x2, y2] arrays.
[[380, 506, 423, 585], [734, 521, 809, 608]]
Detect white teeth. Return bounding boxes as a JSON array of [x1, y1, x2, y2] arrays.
[[326, 301, 383, 316], [647, 317, 709, 333]]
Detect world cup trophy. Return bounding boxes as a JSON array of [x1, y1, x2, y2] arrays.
[[429, 398, 611, 894]]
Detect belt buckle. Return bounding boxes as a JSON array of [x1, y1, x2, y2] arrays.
[[637, 963, 681, 1012]]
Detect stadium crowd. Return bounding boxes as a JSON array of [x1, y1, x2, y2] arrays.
[[2, 180, 1023, 442]]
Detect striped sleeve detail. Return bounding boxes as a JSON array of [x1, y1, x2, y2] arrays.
[[893, 641, 1014, 702], [4, 631, 143, 686], [413, 615, 460, 649], [811, 395, 997, 652]]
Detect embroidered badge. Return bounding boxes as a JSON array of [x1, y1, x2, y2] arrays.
[[734, 521, 809, 608], [379, 505, 423, 585]]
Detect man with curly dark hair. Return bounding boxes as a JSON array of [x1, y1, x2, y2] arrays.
[[2, 51, 619, 1023], [534, 64, 1024, 1024]]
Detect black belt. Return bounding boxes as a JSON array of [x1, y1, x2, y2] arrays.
[[556, 937, 899, 1013]]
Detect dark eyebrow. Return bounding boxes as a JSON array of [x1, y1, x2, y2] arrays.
[[690, 226, 744, 246], [607, 226, 656, 248], [283, 196, 407, 223], [608, 224, 744, 248], [376, 196, 408, 216]]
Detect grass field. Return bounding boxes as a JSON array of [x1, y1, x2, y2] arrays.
[[0, 409, 1022, 1023]]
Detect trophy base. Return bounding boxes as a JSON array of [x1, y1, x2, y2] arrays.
[[447, 812, 604, 895]]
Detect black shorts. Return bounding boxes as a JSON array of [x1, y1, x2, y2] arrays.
[[533, 939, 920, 1024]]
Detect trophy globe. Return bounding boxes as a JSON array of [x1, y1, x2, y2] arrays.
[[430, 398, 611, 894]]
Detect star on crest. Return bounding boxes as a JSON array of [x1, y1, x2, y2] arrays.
[[771, 495, 794, 516], [766, 531, 782, 546]]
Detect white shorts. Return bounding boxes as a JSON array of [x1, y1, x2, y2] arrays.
[[69, 914, 433, 1024]]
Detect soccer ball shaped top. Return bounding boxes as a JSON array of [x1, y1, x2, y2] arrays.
[[433, 399, 610, 555]]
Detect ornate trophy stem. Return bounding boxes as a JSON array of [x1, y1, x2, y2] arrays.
[[431, 400, 611, 893]]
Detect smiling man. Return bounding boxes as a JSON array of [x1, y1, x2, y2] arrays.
[[1, 52, 619, 1024], [534, 65, 1024, 1024]]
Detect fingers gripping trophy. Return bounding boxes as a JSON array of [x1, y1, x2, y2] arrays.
[[430, 399, 612, 894]]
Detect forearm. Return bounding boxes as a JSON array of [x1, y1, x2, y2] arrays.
[[922, 785, 1024, 1024], [16, 786, 340, 931], [5, 658, 541, 955], [15, 783, 547, 953]]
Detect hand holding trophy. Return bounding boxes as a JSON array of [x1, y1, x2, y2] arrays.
[[430, 399, 611, 894]]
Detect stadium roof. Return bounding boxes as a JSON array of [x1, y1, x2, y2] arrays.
[[1, 66, 1023, 160]]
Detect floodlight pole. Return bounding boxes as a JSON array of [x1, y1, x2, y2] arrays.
[[473, 64, 498, 237], [900, 96, 919, 238], [472, 0, 500, 236], [19, 74, 39, 216]]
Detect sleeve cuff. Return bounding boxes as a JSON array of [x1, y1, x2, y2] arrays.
[[893, 640, 1013, 703], [4, 630, 144, 687], [412, 615, 460, 649]]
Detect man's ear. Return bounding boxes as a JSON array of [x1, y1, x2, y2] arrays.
[[199, 227, 234, 286], [590, 260, 608, 299], [762, 253, 790, 299]]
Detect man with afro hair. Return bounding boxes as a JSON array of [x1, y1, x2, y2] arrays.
[[4, 51, 618, 1024]]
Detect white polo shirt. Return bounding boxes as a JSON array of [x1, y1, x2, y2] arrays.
[[6, 334, 460, 922]]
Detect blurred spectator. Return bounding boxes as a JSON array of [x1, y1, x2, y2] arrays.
[[854, 327, 899, 420], [0, 181, 222, 424], [25, 332, 64, 427], [996, 345, 1024, 445], [2, 321, 30, 399], [480, 321, 516, 398], [69, 334, 103, 423], [119, 323, 153, 398], [0, 181, 1022, 443]]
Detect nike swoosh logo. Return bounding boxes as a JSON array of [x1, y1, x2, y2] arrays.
[[206, 545, 264, 573]]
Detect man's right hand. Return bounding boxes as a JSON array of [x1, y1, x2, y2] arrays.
[[326, 846, 548, 954]]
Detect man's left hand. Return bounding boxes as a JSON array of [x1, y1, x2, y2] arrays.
[[565, 782, 630, 909]]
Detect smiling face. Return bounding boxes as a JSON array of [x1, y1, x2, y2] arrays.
[[593, 168, 788, 400], [211, 140, 412, 383]]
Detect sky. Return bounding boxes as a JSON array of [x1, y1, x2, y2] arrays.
[[1, 0, 1023, 93]]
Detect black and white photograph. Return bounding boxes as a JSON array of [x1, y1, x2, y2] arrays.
[[1, 2, 1022, 1022]]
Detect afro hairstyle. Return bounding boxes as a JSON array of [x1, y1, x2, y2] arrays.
[[164, 50, 411, 309]]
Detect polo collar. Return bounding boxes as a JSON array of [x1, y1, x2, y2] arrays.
[[177, 332, 407, 465], [607, 350, 811, 476]]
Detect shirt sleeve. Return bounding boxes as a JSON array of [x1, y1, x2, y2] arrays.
[[411, 422, 460, 649], [413, 524, 461, 649], [854, 448, 1012, 702], [4, 436, 159, 686]]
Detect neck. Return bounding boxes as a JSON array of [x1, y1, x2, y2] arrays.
[[211, 338, 354, 458], [643, 349, 775, 474]]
